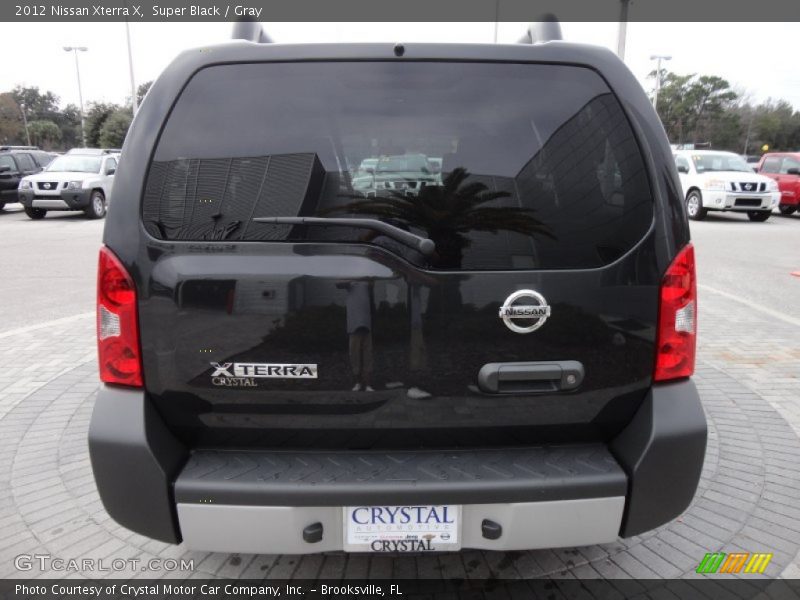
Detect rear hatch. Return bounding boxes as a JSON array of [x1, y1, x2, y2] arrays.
[[137, 60, 659, 450]]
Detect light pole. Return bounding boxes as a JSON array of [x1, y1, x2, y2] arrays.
[[124, 20, 138, 115], [19, 102, 31, 146], [616, 0, 631, 60], [64, 46, 88, 147], [650, 54, 672, 110]]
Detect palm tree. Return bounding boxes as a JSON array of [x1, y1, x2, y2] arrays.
[[323, 167, 554, 269]]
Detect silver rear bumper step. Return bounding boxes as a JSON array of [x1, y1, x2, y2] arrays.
[[177, 497, 625, 554]]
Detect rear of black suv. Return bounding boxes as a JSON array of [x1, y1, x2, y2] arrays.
[[89, 39, 706, 554]]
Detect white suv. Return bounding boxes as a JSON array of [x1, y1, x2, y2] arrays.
[[17, 149, 118, 220], [674, 150, 780, 222]]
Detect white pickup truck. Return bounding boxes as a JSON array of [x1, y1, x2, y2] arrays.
[[673, 150, 780, 222]]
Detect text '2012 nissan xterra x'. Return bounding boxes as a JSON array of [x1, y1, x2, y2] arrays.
[[89, 20, 706, 554]]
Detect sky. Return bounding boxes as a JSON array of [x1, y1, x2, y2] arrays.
[[1, 22, 799, 111]]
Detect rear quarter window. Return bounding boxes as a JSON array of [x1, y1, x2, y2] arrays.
[[143, 61, 654, 270]]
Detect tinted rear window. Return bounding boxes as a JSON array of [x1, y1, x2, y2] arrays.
[[144, 61, 653, 270]]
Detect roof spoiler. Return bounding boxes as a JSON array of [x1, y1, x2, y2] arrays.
[[518, 15, 563, 44], [231, 20, 273, 43]]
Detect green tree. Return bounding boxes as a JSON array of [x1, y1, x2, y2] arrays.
[[705, 109, 743, 152], [137, 80, 153, 105], [751, 100, 799, 151], [27, 120, 62, 150], [9, 86, 60, 121], [98, 109, 132, 148], [0, 93, 25, 145], [651, 71, 738, 145], [52, 104, 82, 149], [7, 87, 82, 149], [84, 102, 120, 147]]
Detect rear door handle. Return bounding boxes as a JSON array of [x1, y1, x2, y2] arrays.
[[477, 361, 584, 394]]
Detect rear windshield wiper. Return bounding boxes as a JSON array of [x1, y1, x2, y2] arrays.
[[252, 216, 436, 257]]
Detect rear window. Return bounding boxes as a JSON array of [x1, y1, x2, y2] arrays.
[[143, 61, 653, 270]]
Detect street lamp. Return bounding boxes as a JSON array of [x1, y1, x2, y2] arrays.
[[125, 21, 138, 115], [63, 46, 88, 147], [616, 0, 631, 60], [19, 102, 31, 146], [650, 54, 672, 110]]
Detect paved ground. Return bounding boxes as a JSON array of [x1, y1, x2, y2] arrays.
[[0, 205, 100, 333], [693, 210, 800, 319], [1, 203, 800, 582]]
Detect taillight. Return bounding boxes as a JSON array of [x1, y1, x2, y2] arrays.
[[97, 246, 143, 387], [654, 244, 697, 382]]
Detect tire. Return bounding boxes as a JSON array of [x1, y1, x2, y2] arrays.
[[84, 190, 106, 219], [24, 207, 47, 220], [747, 211, 771, 222], [0, 202, 5, 211], [778, 205, 797, 216], [685, 190, 707, 221]]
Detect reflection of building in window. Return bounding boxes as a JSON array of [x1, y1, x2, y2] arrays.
[[143, 153, 325, 241], [513, 93, 650, 268]]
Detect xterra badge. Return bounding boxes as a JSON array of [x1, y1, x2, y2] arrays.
[[210, 362, 317, 387], [499, 290, 551, 334]]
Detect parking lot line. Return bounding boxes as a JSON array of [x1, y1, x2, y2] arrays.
[[0, 312, 93, 341], [699, 284, 800, 328]]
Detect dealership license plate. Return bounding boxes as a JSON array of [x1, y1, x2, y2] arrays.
[[343, 505, 461, 552]]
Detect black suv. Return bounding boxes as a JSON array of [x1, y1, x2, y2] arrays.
[[0, 146, 55, 209], [89, 23, 706, 555]]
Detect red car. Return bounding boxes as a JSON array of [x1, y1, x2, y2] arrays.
[[755, 152, 800, 215]]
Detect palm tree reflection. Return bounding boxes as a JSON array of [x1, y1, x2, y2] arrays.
[[324, 167, 555, 269]]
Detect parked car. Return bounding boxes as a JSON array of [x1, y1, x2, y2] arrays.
[[88, 22, 706, 555], [673, 150, 780, 221], [0, 146, 55, 209], [754, 152, 800, 215], [352, 153, 439, 196], [17, 149, 118, 220]]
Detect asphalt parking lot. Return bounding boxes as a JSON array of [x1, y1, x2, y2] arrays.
[[1, 203, 800, 583]]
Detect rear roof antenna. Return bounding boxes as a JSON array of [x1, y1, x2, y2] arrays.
[[518, 15, 563, 44], [231, 20, 273, 43]]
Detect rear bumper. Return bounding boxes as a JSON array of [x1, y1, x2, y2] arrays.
[[88, 379, 706, 551], [178, 498, 625, 554]]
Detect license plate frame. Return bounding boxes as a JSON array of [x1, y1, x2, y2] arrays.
[[342, 505, 462, 552]]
